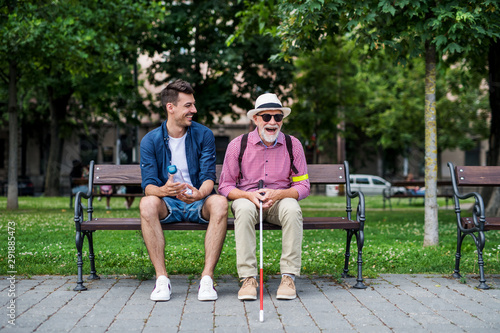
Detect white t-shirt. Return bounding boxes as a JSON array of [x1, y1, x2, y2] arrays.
[[168, 133, 193, 187]]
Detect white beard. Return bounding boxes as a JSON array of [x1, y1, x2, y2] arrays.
[[260, 125, 280, 144]]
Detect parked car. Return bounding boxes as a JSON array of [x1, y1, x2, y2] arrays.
[[1, 176, 35, 196], [326, 174, 405, 197], [349, 174, 405, 196], [325, 184, 341, 197]]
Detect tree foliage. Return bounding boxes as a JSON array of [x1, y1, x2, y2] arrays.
[[288, 36, 489, 167], [142, 0, 295, 125]]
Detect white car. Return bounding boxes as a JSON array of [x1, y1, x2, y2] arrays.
[[326, 174, 404, 196], [350, 174, 406, 196]]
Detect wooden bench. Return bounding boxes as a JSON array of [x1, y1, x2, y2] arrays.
[[382, 180, 453, 209], [448, 162, 500, 289], [73, 160, 367, 291], [69, 178, 143, 208]]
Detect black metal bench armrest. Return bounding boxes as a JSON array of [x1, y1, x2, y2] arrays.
[[342, 161, 366, 227], [73, 161, 96, 231], [447, 162, 486, 232]]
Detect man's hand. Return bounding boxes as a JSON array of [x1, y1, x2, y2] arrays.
[[177, 184, 202, 204], [251, 188, 280, 210], [158, 174, 186, 197]]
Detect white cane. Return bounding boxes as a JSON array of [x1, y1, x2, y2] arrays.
[[258, 179, 264, 322]]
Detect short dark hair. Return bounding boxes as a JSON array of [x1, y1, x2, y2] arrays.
[[160, 79, 194, 111]]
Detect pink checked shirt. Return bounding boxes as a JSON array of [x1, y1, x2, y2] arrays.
[[218, 128, 310, 200]]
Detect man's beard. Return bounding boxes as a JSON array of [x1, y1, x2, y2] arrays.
[[260, 125, 280, 144]]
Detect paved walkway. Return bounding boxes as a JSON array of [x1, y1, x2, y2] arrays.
[[1, 274, 500, 332]]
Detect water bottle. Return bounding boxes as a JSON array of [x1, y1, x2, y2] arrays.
[[167, 165, 192, 195]]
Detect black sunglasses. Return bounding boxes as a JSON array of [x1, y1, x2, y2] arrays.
[[257, 113, 284, 122]]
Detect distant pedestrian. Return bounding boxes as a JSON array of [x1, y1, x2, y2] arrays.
[[99, 185, 113, 209]]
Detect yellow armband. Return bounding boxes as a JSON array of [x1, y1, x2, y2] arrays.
[[292, 174, 309, 182]]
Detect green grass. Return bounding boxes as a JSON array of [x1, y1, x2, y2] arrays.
[[1, 195, 499, 280]]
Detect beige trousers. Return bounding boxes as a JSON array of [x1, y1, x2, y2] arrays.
[[232, 197, 303, 278]]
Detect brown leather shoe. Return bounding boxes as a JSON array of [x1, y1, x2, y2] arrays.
[[277, 275, 296, 300], [238, 277, 258, 300]]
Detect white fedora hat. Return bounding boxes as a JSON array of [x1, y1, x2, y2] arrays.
[[247, 93, 291, 120]]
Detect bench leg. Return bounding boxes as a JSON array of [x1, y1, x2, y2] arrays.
[[74, 231, 87, 291], [353, 230, 366, 289], [474, 231, 490, 290], [452, 230, 465, 279], [341, 230, 367, 289], [341, 230, 353, 279], [87, 231, 100, 281]]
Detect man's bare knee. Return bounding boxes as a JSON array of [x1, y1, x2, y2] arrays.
[[204, 195, 228, 221], [211, 195, 228, 213], [140, 196, 165, 221]]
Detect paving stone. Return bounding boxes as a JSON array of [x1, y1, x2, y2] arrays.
[[2, 274, 500, 332]]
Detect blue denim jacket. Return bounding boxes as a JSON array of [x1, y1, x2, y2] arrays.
[[140, 120, 217, 192]]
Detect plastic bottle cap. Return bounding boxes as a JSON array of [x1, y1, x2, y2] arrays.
[[167, 165, 177, 174]]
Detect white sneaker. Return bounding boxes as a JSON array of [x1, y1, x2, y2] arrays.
[[150, 275, 171, 301], [198, 275, 217, 301]]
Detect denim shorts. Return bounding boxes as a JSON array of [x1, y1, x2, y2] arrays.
[[160, 196, 210, 224]]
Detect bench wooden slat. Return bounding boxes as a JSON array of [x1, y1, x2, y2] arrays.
[[93, 164, 348, 186], [81, 217, 360, 231], [94, 165, 142, 185], [455, 166, 500, 186], [461, 217, 500, 231]]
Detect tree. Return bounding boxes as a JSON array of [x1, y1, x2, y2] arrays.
[[234, 0, 500, 246], [0, 1, 45, 208], [486, 39, 500, 216], [341, 1, 498, 245], [0, 1, 159, 199]]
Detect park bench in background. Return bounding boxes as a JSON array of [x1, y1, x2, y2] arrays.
[[73, 160, 367, 291], [69, 177, 143, 208], [448, 162, 500, 289], [382, 180, 453, 209]]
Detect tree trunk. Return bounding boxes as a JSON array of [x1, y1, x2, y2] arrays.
[[423, 42, 439, 246], [44, 86, 71, 196], [7, 60, 18, 210], [486, 38, 500, 216]]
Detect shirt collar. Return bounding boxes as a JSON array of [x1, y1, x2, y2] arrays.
[[162, 120, 191, 140]]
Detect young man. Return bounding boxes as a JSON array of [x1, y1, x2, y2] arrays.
[[140, 79, 228, 302], [218, 93, 310, 300]]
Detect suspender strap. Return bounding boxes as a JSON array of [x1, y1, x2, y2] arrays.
[[285, 134, 299, 174], [238, 133, 249, 183]]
